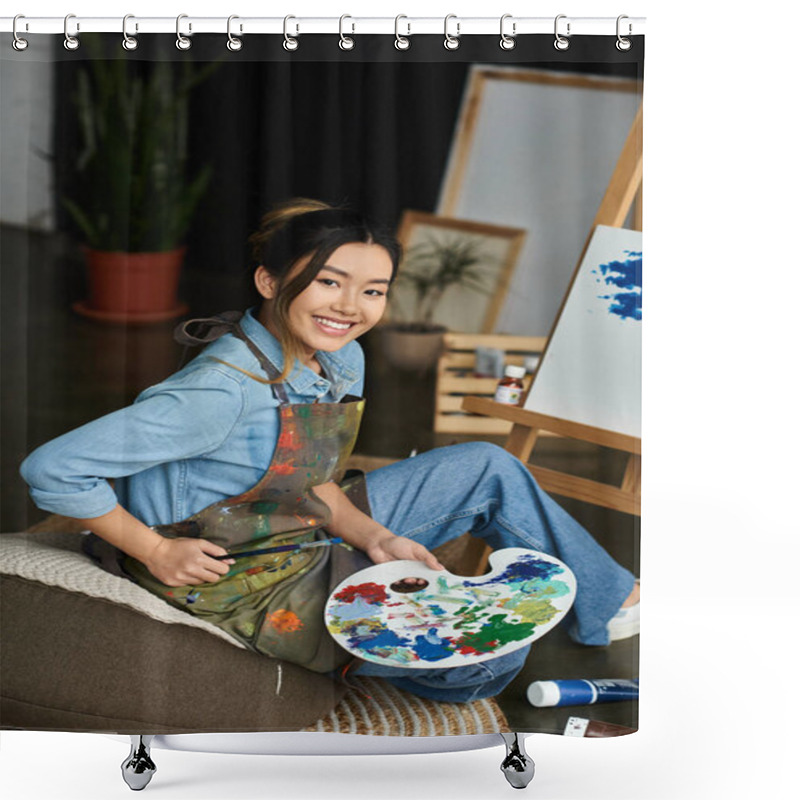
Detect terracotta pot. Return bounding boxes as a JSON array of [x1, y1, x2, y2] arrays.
[[75, 246, 188, 323], [379, 326, 446, 372]]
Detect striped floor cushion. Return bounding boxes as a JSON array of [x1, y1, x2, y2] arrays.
[[307, 676, 509, 736]]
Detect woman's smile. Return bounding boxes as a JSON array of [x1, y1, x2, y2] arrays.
[[311, 315, 358, 335]]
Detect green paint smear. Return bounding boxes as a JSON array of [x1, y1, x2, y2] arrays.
[[253, 501, 279, 515], [251, 502, 279, 537], [452, 604, 491, 629], [509, 598, 558, 626], [456, 614, 536, 653]]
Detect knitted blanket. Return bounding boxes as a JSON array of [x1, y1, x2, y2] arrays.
[[0, 531, 245, 649]]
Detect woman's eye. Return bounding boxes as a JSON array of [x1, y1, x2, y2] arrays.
[[317, 278, 338, 287], [365, 289, 386, 297]]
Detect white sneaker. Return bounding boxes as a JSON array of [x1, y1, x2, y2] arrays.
[[607, 581, 640, 642]]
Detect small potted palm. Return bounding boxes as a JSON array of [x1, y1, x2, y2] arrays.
[[63, 36, 217, 323], [380, 225, 496, 371]]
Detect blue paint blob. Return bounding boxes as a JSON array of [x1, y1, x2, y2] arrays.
[[347, 628, 412, 652], [596, 250, 642, 321], [331, 597, 379, 621], [411, 629, 455, 661], [463, 554, 562, 588]]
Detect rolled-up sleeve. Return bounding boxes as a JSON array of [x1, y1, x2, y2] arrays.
[[19, 366, 245, 519]]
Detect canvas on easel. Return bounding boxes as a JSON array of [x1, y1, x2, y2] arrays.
[[461, 103, 643, 575], [523, 225, 642, 439]]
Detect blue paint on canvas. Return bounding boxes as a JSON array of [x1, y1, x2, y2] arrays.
[[593, 251, 642, 321]]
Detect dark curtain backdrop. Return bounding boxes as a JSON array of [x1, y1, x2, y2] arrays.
[[53, 34, 641, 311]]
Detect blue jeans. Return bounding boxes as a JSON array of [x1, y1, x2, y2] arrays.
[[355, 442, 636, 702]]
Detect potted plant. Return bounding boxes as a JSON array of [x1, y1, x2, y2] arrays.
[[63, 37, 217, 323], [381, 228, 496, 371]]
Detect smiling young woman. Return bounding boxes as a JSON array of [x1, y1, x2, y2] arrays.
[[20, 197, 639, 704], [247, 200, 401, 382], [255, 242, 393, 373]]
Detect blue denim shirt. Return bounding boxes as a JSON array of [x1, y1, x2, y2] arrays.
[[20, 308, 365, 526]]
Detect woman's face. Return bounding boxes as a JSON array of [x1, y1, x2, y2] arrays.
[[256, 242, 393, 366]]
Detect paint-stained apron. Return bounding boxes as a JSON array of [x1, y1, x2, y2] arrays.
[[123, 312, 372, 673]]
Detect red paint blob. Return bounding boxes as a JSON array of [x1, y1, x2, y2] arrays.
[[333, 582, 389, 605], [271, 462, 297, 476]]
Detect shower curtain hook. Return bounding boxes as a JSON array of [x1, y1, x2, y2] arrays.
[[227, 15, 243, 51], [339, 15, 355, 51], [616, 15, 632, 51], [283, 15, 299, 51], [64, 14, 80, 51], [499, 14, 516, 50], [12, 15, 29, 51], [394, 15, 411, 50], [554, 14, 570, 51], [122, 14, 138, 51], [444, 14, 460, 50], [176, 14, 192, 50]]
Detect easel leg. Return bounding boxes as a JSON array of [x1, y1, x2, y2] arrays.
[[499, 732, 535, 789], [121, 735, 156, 791]]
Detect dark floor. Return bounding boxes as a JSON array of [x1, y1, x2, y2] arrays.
[[1, 224, 640, 736]]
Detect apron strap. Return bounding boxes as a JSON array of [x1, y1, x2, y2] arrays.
[[174, 312, 291, 404], [174, 310, 245, 347]]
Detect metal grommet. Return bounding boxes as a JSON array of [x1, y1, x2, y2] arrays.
[[500, 14, 516, 50], [283, 15, 299, 51], [616, 15, 632, 51], [339, 15, 355, 50], [64, 14, 80, 50], [122, 14, 138, 51], [444, 14, 460, 50], [554, 14, 570, 51], [12, 14, 29, 51], [176, 14, 192, 50], [394, 15, 411, 50], [227, 15, 243, 51]]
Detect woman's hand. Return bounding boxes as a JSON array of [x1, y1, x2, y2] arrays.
[[312, 482, 445, 573], [144, 537, 235, 587], [367, 532, 444, 572], [73, 504, 235, 588]]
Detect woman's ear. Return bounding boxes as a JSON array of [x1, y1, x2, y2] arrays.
[[254, 266, 278, 300]]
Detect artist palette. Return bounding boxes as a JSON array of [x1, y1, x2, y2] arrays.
[[325, 548, 576, 669]]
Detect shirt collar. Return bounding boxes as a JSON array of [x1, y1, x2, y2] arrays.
[[240, 308, 359, 400]]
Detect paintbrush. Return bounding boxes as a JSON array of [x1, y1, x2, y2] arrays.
[[213, 537, 343, 561]]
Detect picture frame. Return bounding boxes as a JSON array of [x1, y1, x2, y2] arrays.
[[392, 210, 527, 334]]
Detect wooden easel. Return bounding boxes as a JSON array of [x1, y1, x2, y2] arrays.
[[461, 103, 643, 576]]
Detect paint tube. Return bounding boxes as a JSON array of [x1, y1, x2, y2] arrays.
[[527, 678, 638, 707]]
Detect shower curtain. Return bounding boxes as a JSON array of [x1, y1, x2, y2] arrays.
[[0, 19, 643, 754]]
